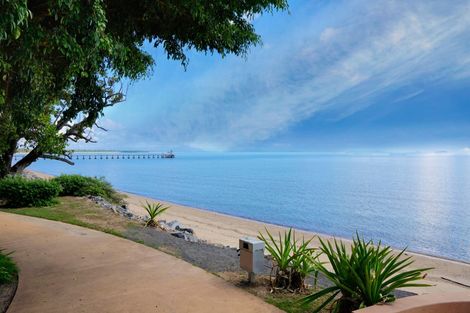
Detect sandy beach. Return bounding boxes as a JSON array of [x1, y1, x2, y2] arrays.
[[28, 170, 470, 295]]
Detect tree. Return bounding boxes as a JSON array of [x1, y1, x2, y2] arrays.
[[0, 0, 288, 178]]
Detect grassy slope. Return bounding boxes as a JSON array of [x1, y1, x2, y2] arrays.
[[1, 197, 137, 237]]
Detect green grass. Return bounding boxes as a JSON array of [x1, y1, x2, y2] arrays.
[[0, 250, 18, 284], [265, 290, 331, 313], [8, 206, 89, 226], [1, 197, 131, 238], [102, 228, 124, 237]]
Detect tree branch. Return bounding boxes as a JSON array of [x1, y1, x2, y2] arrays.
[[94, 123, 108, 131], [41, 154, 75, 165]]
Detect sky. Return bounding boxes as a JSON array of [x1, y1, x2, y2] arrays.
[[79, 0, 470, 154]]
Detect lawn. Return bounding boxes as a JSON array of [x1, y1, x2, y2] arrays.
[[1, 196, 136, 238]]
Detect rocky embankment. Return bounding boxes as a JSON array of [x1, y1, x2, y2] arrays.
[[88, 196, 199, 242]]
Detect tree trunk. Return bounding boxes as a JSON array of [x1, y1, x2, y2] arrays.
[[0, 74, 14, 179], [10, 147, 42, 175], [0, 153, 12, 178], [0, 140, 17, 178]]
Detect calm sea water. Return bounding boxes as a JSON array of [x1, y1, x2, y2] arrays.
[[30, 153, 470, 262]]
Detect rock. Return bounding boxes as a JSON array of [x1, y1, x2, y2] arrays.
[[175, 226, 194, 234], [90, 199, 200, 243], [166, 221, 194, 233], [88, 195, 138, 221], [166, 220, 182, 230], [89, 195, 105, 203], [170, 231, 199, 243], [157, 221, 172, 231], [170, 232, 185, 239], [184, 233, 199, 243]]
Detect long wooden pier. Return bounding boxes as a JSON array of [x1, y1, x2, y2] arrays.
[[70, 153, 174, 160], [13, 152, 175, 161]]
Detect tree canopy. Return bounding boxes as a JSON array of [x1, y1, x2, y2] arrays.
[[0, 0, 288, 177]]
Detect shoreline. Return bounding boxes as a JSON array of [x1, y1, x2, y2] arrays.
[[121, 190, 470, 294], [27, 170, 470, 265], [27, 170, 470, 294], [124, 189, 470, 266]]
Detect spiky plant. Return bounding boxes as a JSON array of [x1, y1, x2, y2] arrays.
[[143, 201, 169, 227], [302, 234, 432, 313], [291, 241, 321, 290], [258, 228, 320, 290]]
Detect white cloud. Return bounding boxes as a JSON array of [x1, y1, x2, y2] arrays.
[[98, 118, 124, 131], [320, 27, 339, 42], [134, 0, 470, 151]]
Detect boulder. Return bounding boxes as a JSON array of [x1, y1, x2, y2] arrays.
[[176, 226, 194, 234], [170, 232, 185, 239], [170, 232, 199, 243], [166, 220, 182, 230]]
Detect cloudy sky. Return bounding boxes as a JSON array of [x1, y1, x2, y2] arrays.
[[82, 0, 470, 153]]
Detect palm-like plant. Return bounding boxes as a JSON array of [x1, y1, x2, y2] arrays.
[[258, 228, 320, 290], [292, 241, 321, 289], [143, 201, 169, 227], [302, 234, 432, 313]]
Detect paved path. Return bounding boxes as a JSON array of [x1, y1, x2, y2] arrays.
[[0, 213, 282, 313]]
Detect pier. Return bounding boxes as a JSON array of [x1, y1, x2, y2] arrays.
[[70, 152, 175, 160], [13, 151, 175, 161]]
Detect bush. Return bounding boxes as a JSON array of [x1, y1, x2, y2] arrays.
[[258, 228, 320, 291], [0, 176, 62, 207], [52, 175, 122, 203], [0, 250, 18, 284], [302, 234, 432, 313]]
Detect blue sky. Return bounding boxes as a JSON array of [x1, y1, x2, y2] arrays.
[[81, 0, 470, 153]]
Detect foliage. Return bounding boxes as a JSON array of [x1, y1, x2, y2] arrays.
[[0, 250, 18, 284], [258, 228, 320, 291], [0, 0, 288, 177], [52, 174, 122, 204], [292, 239, 321, 289], [0, 176, 61, 207], [143, 201, 169, 227], [302, 234, 432, 313]]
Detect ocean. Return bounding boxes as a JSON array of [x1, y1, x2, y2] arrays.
[[30, 153, 470, 262]]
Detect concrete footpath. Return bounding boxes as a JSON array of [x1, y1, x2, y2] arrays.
[[0, 212, 282, 313]]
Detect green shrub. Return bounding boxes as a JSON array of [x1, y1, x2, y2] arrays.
[[302, 234, 432, 313], [258, 228, 320, 291], [0, 176, 61, 207], [52, 174, 122, 203], [0, 250, 18, 284]]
